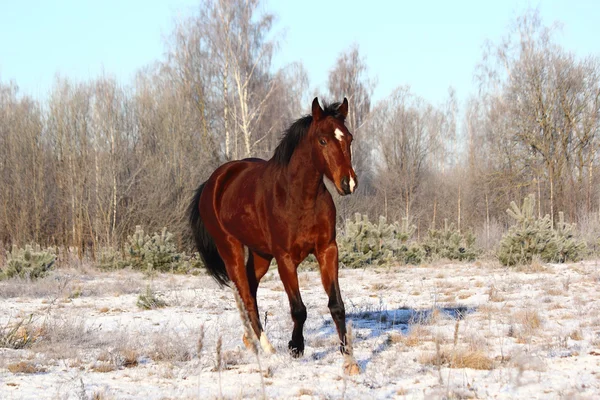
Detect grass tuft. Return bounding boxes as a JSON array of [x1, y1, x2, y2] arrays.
[[8, 361, 46, 374], [136, 286, 167, 309], [0, 315, 42, 349], [420, 348, 494, 370]]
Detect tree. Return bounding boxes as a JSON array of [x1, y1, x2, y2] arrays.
[[476, 8, 600, 223], [190, 0, 278, 160], [326, 44, 376, 222], [327, 44, 375, 178], [370, 86, 439, 224], [0, 82, 46, 245]]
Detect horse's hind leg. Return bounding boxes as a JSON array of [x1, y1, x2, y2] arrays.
[[244, 251, 275, 354], [214, 238, 264, 348]]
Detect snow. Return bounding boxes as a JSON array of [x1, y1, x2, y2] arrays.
[[1, 260, 600, 399]]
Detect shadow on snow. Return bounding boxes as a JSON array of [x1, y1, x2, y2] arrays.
[[309, 304, 476, 367]]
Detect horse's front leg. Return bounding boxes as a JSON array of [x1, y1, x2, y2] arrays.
[[315, 241, 360, 374], [275, 254, 306, 357]]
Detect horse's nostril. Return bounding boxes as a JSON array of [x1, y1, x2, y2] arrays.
[[340, 176, 351, 194]]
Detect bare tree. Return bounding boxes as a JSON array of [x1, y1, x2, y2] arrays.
[[476, 8, 600, 222], [370, 86, 440, 224], [325, 45, 377, 223], [0, 82, 46, 245], [327, 44, 376, 177]]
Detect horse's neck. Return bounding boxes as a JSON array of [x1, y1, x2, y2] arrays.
[[281, 145, 324, 203]]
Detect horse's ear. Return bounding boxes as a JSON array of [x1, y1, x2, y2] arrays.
[[312, 97, 323, 121], [338, 97, 349, 119]]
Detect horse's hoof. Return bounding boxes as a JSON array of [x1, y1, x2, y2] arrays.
[[260, 332, 276, 355], [343, 357, 360, 375], [288, 341, 304, 358], [290, 348, 303, 358]]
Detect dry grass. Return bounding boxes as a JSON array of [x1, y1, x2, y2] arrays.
[[147, 332, 193, 362], [297, 388, 314, 396], [8, 361, 46, 374], [68, 358, 85, 370], [97, 351, 111, 362], [387, 331, 403, 344], [0, 267, 141, 299], [545, 287, 564, 296], [452, 350, 495, 370], [31, 315, 102, 359], [487, 285, 505, 302], [569, 330, 583, 341], [371, 282, 389, 291], [120, 349, 139, 368], [93, 347, 139, 370], [90, 391, 112, 400], [420, 348, 494, 370], [518, 257, 551, 273], [196, 324, 205, 358], [91, 362, 117, 373], [515, 309, 542, 331], [0, 274, 72, 299], [0, 315, 43, 349], [409, 307, 445, 326], [400, 325, 431, 347], [297, 273, 311, 288], [512, 309, 543, 344]]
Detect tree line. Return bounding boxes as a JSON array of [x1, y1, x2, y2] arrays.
[[1, 2, 598, 258]]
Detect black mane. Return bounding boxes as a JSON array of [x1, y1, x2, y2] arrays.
[[271, 102, 346, 165]]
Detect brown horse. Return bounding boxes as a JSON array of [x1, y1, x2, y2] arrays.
[[189, 97, 358, 370]]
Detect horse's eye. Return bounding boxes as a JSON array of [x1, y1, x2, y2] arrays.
[[319, 138, 327, 146]]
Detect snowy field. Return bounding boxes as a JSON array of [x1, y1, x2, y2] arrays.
[[1, 260, 600, 399]]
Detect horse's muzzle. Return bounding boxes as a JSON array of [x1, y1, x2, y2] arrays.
[[340, 176, 357, 195]]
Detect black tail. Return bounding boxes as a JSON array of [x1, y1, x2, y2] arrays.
[[189, 182, 230, 286]]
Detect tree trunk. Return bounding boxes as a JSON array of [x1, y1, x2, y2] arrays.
[[457, 184, 461, 232], [485, 192, 490, 249], [550, 174, 554, 229]]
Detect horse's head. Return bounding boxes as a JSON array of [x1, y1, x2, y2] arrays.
[[310, 97, 358, 196]]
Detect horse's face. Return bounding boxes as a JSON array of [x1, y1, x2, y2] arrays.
[[311, 98, 358, 196]]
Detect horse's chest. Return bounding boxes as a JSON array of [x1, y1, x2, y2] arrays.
[[286, 219, 320, 258]]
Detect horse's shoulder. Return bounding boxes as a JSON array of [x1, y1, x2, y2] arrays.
[[315, 189, 336, 220]]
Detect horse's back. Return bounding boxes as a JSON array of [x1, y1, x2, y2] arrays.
[[203, 157, 267, 199]]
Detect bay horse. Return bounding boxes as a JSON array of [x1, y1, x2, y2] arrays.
[[189, 97, 358, 372]]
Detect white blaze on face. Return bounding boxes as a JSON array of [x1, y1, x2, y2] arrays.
[[334, 128, 344, 142], [349, 177, 356, 193]]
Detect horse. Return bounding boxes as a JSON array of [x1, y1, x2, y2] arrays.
[[189, 97, 359, 373]]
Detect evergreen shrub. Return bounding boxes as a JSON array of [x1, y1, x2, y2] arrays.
[[497, 195, 586, 266]]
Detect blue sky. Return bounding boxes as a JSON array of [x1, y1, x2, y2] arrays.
[[1, 0, 598, 107]]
